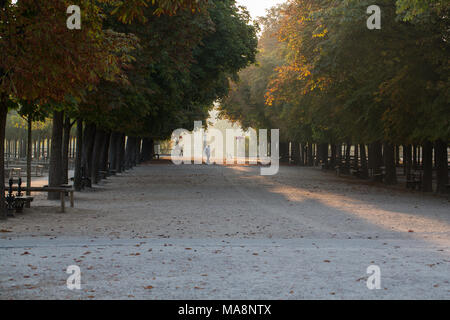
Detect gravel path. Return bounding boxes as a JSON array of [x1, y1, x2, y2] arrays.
[[1, 164, 449, 299]]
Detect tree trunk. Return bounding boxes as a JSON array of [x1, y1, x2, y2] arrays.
[[125, 136, 136, 169], [109, 132, 119, 170], [435, 140, 448, 194], [299, 143, 304, 166], [318, 143, 328, 168], [422, 141, 433, 192], [353, 144, 359, 169], [47, 139, 50, 159], [328, 144, 335, 169], [307, 142, 314, 166], [345, 143, 351, 172], [117, 133, 126, 173], [336, 144, 342, 166], [383, 142, 397, 185], [0, 98, 8, 219], [141, 137, 154, 162], [360, 144, 368, 178], [82, 123, 96, 187], [91, 129, 105, 184], [404, 145, 412, 177], [395, 145, 400, 167], [37, 138, 40, 160], [134, 138, 141, 165], [290, 141, 300, 165], [26, 117, 32, 199], [48, 111, 64, 200], [279, 142, 289, 163], [100, 132, 111, 172], [62, 116, 72, 184], [369, 141, 383, 178], [74, 119, 83, 191]]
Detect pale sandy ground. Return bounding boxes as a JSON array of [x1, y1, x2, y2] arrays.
[[0, 163, 449, 299]]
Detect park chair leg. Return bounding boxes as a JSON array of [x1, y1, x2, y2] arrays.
[[60, 192, 65, 213], [70, 191, 74, 208]]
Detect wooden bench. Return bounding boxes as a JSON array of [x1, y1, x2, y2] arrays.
[[5, 186, 74, 213]]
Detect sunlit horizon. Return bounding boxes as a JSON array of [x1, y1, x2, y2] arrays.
[[236, 0, 286, 20]]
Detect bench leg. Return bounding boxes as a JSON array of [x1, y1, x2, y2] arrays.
[[70, 191, 74, 208], [60, 192, 65, 213]]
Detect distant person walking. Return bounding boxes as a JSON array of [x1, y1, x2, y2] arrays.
[[204, 145, 211, 165]]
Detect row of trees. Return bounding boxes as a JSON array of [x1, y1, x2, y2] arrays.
[[219, 0, 449, 193], [0, 0, 258, 213], [5, 113, 59, 160]]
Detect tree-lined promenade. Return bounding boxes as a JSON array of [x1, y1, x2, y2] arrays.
[[0, 0, 448, 220], [0, 164, 449, 299], [0, 0, 258, 216], [220, 0, 449, 193], [0, 0, 449, 301]]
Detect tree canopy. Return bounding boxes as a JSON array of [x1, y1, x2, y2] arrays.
[[220, 0, 449, 145]]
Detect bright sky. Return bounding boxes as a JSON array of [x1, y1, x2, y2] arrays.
[[236, 0, 287, 20]]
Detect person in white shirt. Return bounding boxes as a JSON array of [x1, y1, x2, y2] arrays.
[[204, 145, 211, 165]]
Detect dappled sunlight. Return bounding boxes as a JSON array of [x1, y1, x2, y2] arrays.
[[266, 179, 450, 247], [228, 165, 255, 172], [225, 164, 450, 249]]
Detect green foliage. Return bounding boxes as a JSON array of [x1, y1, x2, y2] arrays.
[[80, 0, 258, 140], [219, 0, 449, 145]]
